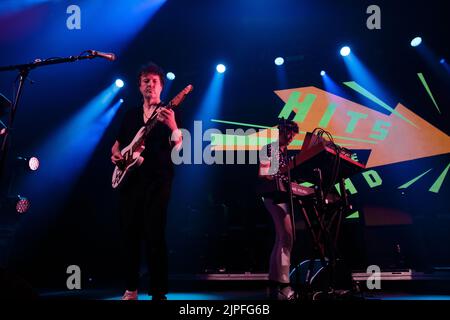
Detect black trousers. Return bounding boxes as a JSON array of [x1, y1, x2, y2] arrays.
[[119, 174, 173, 295]]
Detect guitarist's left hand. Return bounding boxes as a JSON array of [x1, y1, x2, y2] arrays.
[[157, 108, 178, 131]]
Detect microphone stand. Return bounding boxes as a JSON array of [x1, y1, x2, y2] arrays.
[[0, 52, 108, 183]]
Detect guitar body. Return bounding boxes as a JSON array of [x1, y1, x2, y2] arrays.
[[112, 127, 146, 189]]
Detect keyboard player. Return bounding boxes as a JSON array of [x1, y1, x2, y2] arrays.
[[258, 119, 299, 300]]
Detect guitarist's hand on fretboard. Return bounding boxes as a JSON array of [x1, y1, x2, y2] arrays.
[[157, 108, 178, 131]]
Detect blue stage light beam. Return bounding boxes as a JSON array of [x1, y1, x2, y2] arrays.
[[175, 68, 225, 201], [59, 0, 167, 53], [0, 0, 51, 14], [161, 73, 174, 102], [442, 60, 450, 73], [0, 0, 167, 133], [94, 98, 124, 136], [342, 51, 395, 114], [321, 72, 347, 99], [19, 82, 123, 214], [1, 0, 167, 61], [414, 42, 450, 79], [197, 70, 225, 125], [275, 63, 288, 89]]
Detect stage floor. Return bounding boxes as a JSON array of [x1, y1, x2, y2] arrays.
[[37, 270, 450, 301], [38, 290, 450, 301]]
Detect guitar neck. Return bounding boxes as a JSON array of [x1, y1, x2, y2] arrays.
[[144, 104, 167, 133], [132, 105, 167, 151]]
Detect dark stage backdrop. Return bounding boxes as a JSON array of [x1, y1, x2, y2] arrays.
[[0, 0, 449, 290]]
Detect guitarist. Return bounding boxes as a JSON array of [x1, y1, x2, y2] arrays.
[[111, 62, 182, 300]]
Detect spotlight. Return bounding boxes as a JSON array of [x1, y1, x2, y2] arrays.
[[340, 46, 351, 57], [119, 98, 124, 103], [320, 70, 326, 76], [274, 57, 284, 66], [410, 37, 422, 47], [16, 156, 39, 171], [28, 157, 39, 171], [1, 195, 30, 214], [115, 79, 124, 88], [166, 72, 175, 80], [216, 64, 226, 73], [15, 195, 30, 214], [440, 58, 446, 64]]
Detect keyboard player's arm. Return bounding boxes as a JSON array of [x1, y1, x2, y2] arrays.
[[259, 143, 276, 180], [259, 159, 275, 180]]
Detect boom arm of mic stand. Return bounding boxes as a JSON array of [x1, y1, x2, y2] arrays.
[[0, 54, 101, 73]]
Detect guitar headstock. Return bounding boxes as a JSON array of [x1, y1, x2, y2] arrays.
[[168, 84, 194, 109]]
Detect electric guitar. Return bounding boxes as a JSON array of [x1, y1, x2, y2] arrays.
[[112, 84, 193, 188]]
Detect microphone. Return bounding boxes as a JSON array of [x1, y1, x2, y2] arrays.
[[88, 50, 116, 61]]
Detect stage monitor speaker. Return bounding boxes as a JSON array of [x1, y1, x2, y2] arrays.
[[290, 259, 353, 292]]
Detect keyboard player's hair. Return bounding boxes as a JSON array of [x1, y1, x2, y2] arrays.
[[277, 119, 299, 134]]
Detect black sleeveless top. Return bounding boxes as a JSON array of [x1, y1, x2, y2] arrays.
[[261, 142, 289, 179]]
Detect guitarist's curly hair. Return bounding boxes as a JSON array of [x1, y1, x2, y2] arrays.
[[138, 62, 165, 88]]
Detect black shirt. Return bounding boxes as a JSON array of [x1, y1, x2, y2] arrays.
[[117, 106, 175, 184]]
